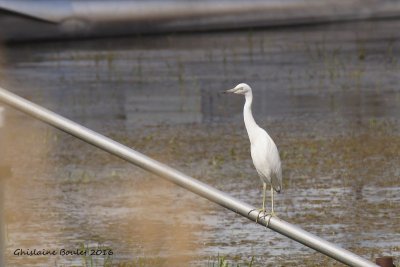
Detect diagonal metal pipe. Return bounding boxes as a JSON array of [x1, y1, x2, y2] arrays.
[[0, 105, 5, 267], [0, 86, 378, 267]]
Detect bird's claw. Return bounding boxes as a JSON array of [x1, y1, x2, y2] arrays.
[[248, 208, 268, 223], [260, 211, 276, 220], [248, 208, 277, 223]]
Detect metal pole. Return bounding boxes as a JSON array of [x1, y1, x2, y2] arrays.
[[0, 165, 9, 267], [0, 86, 378, 267], [0, 105, 6, 267]]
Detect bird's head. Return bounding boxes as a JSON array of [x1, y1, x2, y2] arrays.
[[223, 83, 252, 96]]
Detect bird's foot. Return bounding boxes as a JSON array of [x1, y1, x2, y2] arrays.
[[260, 210, 277, 220], [248, 208, 278, 224], [259, 211, 276, 228], [248, 208, 267, 223]]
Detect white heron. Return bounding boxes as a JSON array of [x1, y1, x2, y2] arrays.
[[224, 83, 282, 216]]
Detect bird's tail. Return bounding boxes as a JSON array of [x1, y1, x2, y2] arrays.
[[271, 173, 282, 193]]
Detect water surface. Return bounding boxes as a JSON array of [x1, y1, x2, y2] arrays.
[[1, 19, 399, 266]]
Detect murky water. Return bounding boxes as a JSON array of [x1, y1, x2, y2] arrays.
[[0, 19, 399, 266]]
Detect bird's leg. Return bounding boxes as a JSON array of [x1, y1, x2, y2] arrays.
[[248, 182, 267, 223], [256, 182, 267, 222], [271, 186, 275, 216], [260, 185, 277, 221], [262, 182, 267, 212]]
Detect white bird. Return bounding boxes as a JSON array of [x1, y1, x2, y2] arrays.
[[224, 83, 282, 216]]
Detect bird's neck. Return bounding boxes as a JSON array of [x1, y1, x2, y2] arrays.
[[243, 93, 260, 143]]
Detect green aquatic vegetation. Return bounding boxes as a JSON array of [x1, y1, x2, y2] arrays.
[[279, 149, 289, 161], [326, 47, 343, 82], [136, 55, 143, 83], [222, 46, 228, 76], [110, 170, 120, 179], [230, 47, 239, 63], [385, 38, 398, 67], [222, 46, 227, 65], [260, 36, 265, 57], [229, 147, 236, 160], [357, 43, 366, 61], [94, 53, 102, 81], [303, 41, 348, 91], [72, 243, 114, 267], [165, 60, 172, 70], [207, 49, 214, 62], [208, 254, 254, 267], [69, 245, 175, 267], [176, 58, 186, 111], [368, 118, 378, 128], [62, 170, 93, 184], [81, 171, 91, 184], [94, 53, 101, 67], [209, 154, 225, 168], [106, 53, 114, 68], [350, 68, 364, 90], [373, 80, 383, 93], [315, 42, 326, 61], [110, 257, 165, 267], [177, 59, 184, 85]]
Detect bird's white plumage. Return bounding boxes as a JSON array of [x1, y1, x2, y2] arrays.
[[250, 128, 282, 192], [225, 83, 282, 213]]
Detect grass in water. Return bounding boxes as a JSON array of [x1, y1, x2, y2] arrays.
[[208, 254, 255, 267]]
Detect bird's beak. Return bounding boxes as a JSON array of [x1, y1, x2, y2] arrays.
[[222, 88, 236, 94]]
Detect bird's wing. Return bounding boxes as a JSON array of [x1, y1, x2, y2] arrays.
[[262, 130, 283, 192], [270, 161, 282, 193]]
